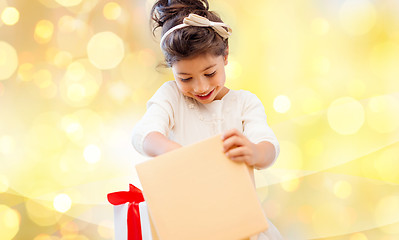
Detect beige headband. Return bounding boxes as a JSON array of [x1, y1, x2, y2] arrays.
[[160, 13, 232, 48]]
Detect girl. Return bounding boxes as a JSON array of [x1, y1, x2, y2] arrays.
[[132, 0, 283, 239]]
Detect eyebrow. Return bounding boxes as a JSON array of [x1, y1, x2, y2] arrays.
[[177, 64, 217, 75]]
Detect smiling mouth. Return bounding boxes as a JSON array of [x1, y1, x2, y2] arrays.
[[199, 92, 211, 97], [196, 89, 214, 99]]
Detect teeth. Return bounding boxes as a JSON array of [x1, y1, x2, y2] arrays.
[[199, 91, 211, 97]]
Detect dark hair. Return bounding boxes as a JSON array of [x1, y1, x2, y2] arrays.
[[150, 0, 229, 67]]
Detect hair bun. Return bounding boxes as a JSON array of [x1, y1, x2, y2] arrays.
[[151, 0, 209, 31]]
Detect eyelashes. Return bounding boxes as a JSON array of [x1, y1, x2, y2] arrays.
[[205, 71, 216, 77], [179, 71, 216, 82], [180, 77, 192, 82]]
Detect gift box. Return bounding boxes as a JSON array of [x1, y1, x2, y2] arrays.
[[136, 135, 268, 240], [107, 184, 159, 240]]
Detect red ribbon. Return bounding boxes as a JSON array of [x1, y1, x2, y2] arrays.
[[107, 184, 145, 240]]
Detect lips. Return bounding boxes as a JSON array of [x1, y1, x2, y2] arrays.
[[196, 89, 214, 100]]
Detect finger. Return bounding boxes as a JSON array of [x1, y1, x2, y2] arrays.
[[221, 128, 242, 140], [228, 155, 248, 164], [226, 146, 250, 158], [223, 135, 244, 152], [228, 153, 255, 166]]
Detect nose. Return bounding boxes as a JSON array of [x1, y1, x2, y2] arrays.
[[193, 78, 209, 94]]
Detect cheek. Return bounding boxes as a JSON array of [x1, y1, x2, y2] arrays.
[[215, 72, 226, 85], [176, 81, 192, 94]]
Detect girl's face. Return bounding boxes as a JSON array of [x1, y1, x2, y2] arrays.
[[172, 53, 229, 104]]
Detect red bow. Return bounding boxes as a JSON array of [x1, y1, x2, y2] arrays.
[[107, 184, 145, 240]]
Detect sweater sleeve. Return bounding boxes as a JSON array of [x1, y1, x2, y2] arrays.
[[241, 91, 280, 165], [132, 81, 179, 155]]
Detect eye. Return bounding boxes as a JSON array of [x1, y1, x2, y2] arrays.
[[180, 77, 192, 82], [205, 71, 216, 77]]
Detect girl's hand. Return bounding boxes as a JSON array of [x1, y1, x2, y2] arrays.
[[221, 129, 259, 166], [221, 129, 276, 169]]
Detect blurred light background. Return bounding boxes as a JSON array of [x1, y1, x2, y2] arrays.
[[1, 0, 399, 239]]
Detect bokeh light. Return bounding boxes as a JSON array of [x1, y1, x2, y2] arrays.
[[58, 15, 79, 33], [60, 59, 103, 107], [108, 81, 132, 104], [0, 205, 20, 240], [327, 97, 365, 135], [273, 95, 291, 113], [34, 20, 54, 44], [333, 180, 352, 199], [349, 233, 368, 240], [53, 193, 72, 213], [53, 50, 73, 68], [62, 119, 84, 143], [17, 63, 34, 81], [66, 61, 86, 81], [297, 205, 313, 225], [55, 0, 82, 7], [60, 109, 104, 146], [103, 2, 122, 20], [0, 41, 18, 80], [56, 15, 93, 56], [87, 31, 125, 70], [1, 7, 19, 25], [60, 221, 79, 237], [84, 144, 101, 164]]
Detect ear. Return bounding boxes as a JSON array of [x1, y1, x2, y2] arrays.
[[223, 47, 229, 65]]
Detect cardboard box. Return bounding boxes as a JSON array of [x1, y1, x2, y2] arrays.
[[136, 135, 268, 240]]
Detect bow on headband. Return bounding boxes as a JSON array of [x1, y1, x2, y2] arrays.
[[160, 13, 232, 48]]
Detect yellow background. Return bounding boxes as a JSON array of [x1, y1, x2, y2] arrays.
[[1, 0, 399, 239]]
